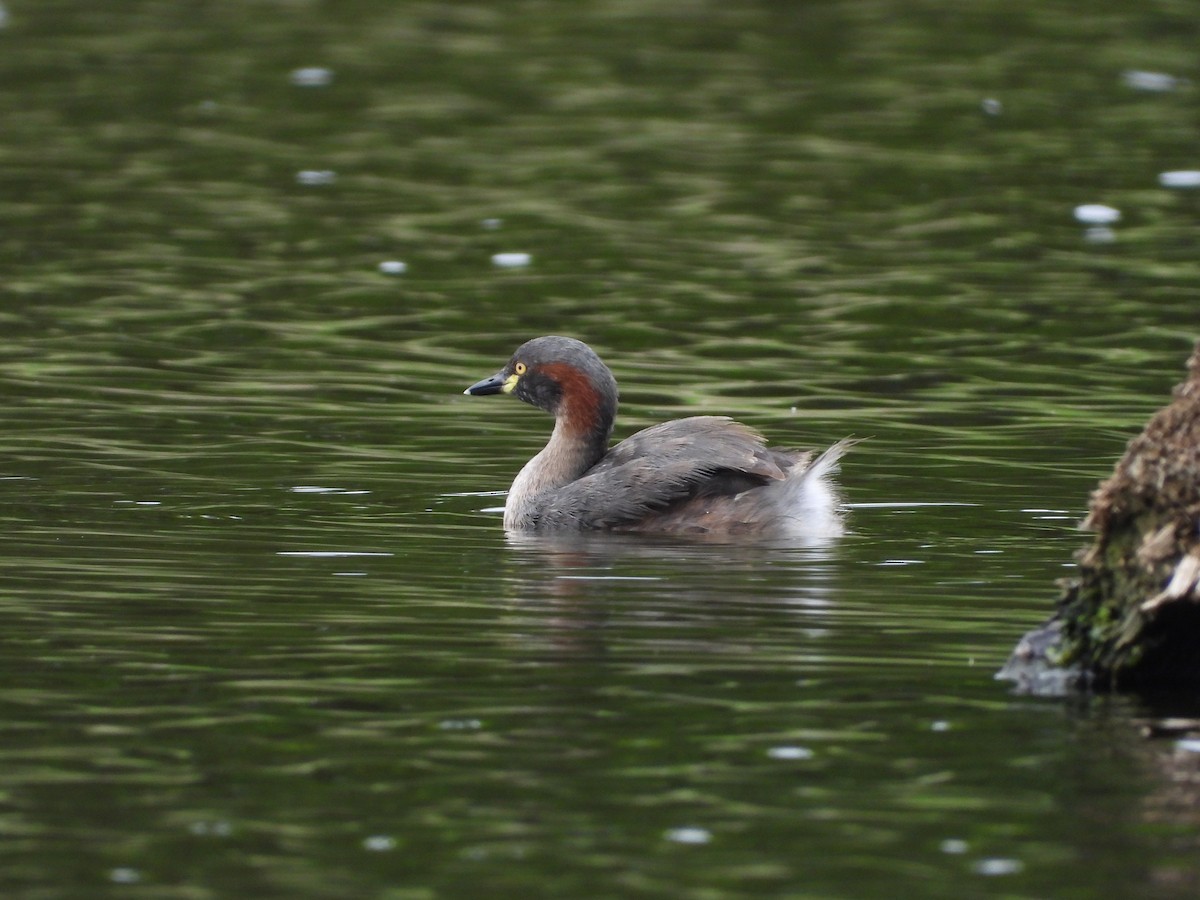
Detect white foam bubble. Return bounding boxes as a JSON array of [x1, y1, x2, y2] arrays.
[[492, 252, 532, 268], [1073, 204, 1120, 225], [290, 67, 334, 87], [1159, 170, 1200, 189]]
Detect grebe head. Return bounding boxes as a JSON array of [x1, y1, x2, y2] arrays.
[[464, 336, 618, 439]]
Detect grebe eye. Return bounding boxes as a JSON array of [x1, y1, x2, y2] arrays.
[[514, 361, 527, 375]]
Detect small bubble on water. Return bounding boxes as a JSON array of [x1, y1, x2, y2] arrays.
[[972, 857, 1025, 876], [290, 67, 333, 87], [1158, 170, 1200, 189], [378, 260, 408, 275], [363, 835, 398, 852], [439, 718, 483, 731], [109, 868, 141, 884], [1121, 70, 1181, 92], [296, 170, 336, 186], [767, 745, 814, 760], [940, 838, 969, 854], [665, 827, 711, 845], [980, 97, 1002, 116], [491, 252, 532, 268], [481, 218, 504, 230], [1073, 204, 1120, 225], [931, 720, 950, 732]]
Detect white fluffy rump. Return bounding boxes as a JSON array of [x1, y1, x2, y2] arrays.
[[778, 440, 852, 539]]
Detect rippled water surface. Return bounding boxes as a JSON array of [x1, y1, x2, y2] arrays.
[[3, 1, 1200, 897]]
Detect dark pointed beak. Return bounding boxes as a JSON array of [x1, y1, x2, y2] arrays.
[[464, 371, 507, 396]]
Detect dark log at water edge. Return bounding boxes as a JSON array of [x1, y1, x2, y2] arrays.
[[1000, 340, 1200, 695]]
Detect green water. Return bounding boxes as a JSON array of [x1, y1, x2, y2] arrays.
[[3, 1, 1200, 897]]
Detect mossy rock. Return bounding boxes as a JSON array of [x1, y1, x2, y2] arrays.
[[1001, 340, 1200, 693]]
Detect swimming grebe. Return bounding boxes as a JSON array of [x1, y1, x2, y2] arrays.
[[464, 336, 850, 537]]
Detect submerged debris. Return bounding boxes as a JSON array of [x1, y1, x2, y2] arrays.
[[1000, 340, 1200, 693]]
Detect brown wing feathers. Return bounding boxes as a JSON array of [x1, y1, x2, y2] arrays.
[[539, 417, 803, 529]]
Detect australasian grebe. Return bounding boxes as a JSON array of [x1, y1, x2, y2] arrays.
[[464, 336, 851, 537]]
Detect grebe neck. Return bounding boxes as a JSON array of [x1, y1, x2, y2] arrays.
[[503, 416, 609, 529]]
